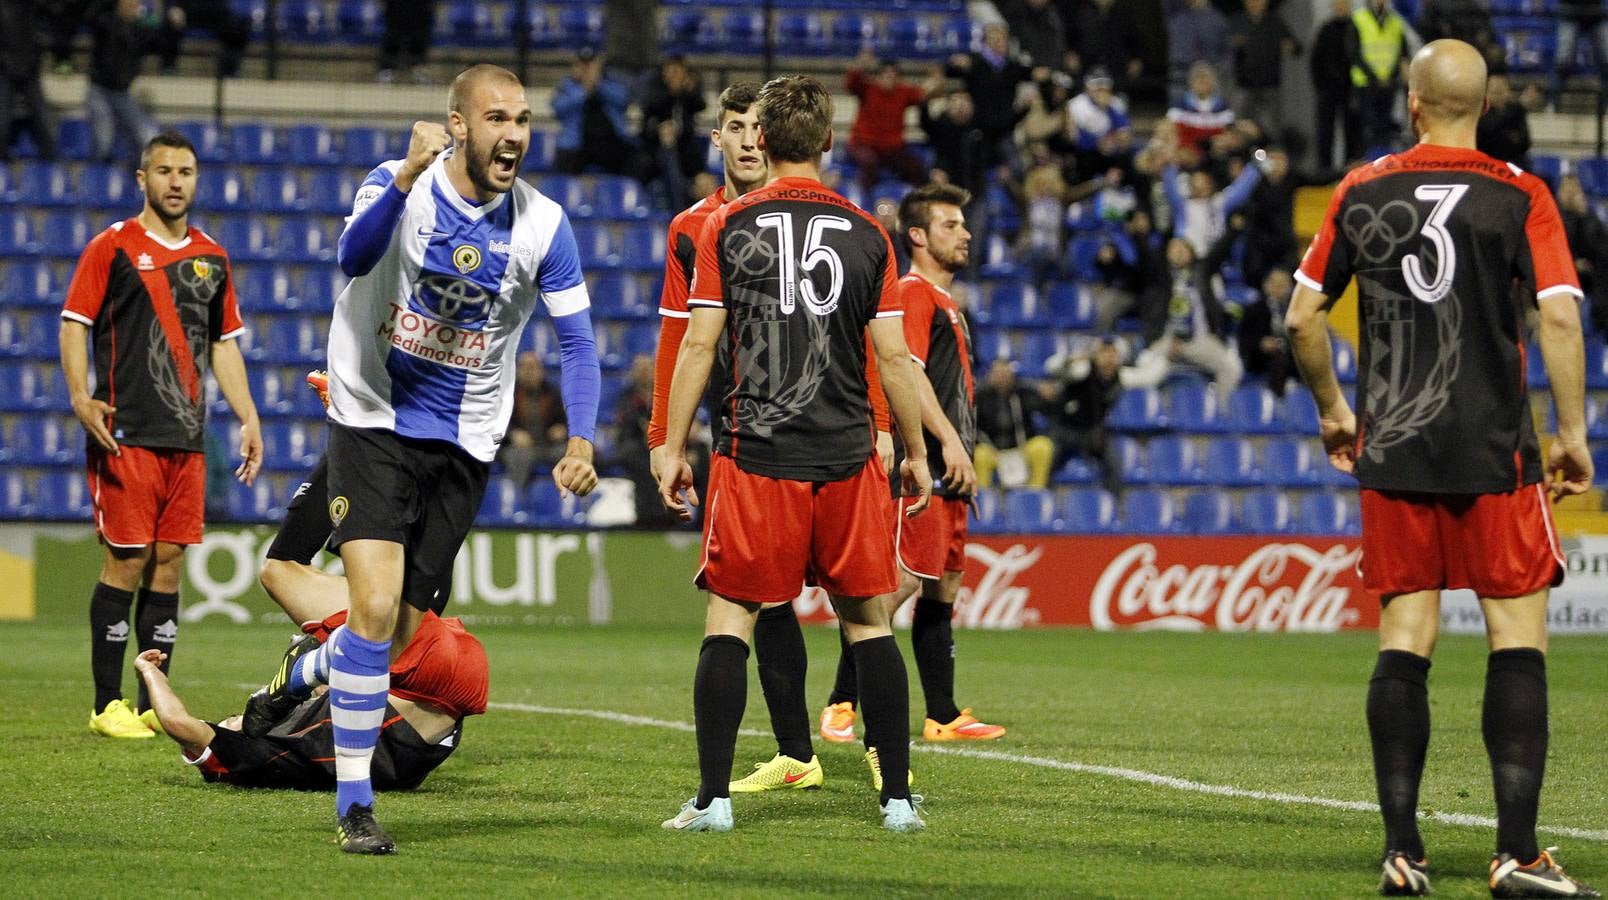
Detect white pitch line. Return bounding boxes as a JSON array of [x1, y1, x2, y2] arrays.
[[489, 701, 1608, 844]]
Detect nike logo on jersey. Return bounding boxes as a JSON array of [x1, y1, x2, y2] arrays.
[[417, 226, 452, 240]]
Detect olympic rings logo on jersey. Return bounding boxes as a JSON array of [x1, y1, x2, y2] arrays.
[[1342, 200, 1421, 265], [412, 272, 494, 325]]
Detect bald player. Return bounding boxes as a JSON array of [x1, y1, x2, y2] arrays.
[[1288, 40, 1598, 898], [321, 64, 602, 853]]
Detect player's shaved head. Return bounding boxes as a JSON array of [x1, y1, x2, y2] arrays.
[[1408, 39, 1488, 125], [449, 64, 523, 114]]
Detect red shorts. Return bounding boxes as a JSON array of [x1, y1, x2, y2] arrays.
[[1359, 485, 1565, 598], [697, 453, 897, 603], [305, 610, 490, 720], [86, 444, 205, 547], [895, 494, 968, 579]]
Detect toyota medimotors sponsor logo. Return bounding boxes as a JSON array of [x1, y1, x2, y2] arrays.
[[379, 301, 495, 370], [1089, 542, 1362, 632]]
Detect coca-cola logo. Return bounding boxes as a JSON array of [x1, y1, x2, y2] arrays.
[[1089, 543, 1363, 632], [789, 542, 1044, 630]]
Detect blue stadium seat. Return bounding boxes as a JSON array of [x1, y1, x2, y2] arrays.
[[832, 13, 880, 54], [79, 164, 139, 212], [274, 218, 337, 264], [556, 5, 603, 45], [1529, 154, 1562, 187], [537, 174, 587, 212], [529, 480, 588, 528], [1182, 490, 1236, 534], [1068, 235, 1106, 282], [778, 13, 831, 55], [343, 125, 404, 163], [252, 170, 308, 213], [1109, 387, 1167, 432], [15, 161, 75, 206], [1204, 437, 1261, 487], [569, 223, 616, 270], [172, 120, 227, 163], [1146, 435, 1204, 485], [0, 212, 41, 256], [1332, 336, 1357, 383], [1048, 282, 1095, 328], [1262, 437, 1326, 487], [197, 168, 250, 211], [523, 3, 560, 48], [1051, 456, 1096, 485], [1241, 490, 1295, 534], [0, 470, 31, 518], [1299, 492, 1360, 536], [1167, 379, 1229, 433], [592, 176, 650, 220], [0, 311, 23, 358], [1112, 435, 1146, 482], [587, 272, 656, 319], [58, 119, 92, 160], [224, 478, 285, 522], [661, 9, 714, 52], [1586, 339, 1608, 390], [1, 362, 68, 412], [1015, 332, 1061, 376], [9, 415, 79, 465], [524, 129, 558, 172], [1594, 444, 1608, 485], [449, 0, 510, 45], [2, 260, 62, 307], [990, 282, 1049, 327], [619, 223, 666, 270], [285, 124, 339, 166], [1005, 487, 1058, 531], [1579, 158, 1608, 198], [889, 16, 943, 58], [308, 169, 361, 215], [39, 211, 96, 255], [35, 471, 93, 521], [970, 488, 1005, 532], [229, 123, 279, 164], [335, 0, 384, 38], [1058, 488, 1118, 533], [297, 268, 344, 313], [941, 16, 980, 53], [478, 477, 531, 527], [211, 217, 275, 263], [1122, 489, 1182, 534], [1283, 390, 1320, 434], [278, 0, 334, 39], [1526, 340, 1547, 388], [1229, 384, 1283, 434], [621, 321, 660, 359], [720, 11, 767, 52], [260, 420, 323, 470]]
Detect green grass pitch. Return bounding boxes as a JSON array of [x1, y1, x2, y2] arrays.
[[1, 622, 1603, 898]]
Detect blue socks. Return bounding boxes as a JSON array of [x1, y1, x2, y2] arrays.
[[288, 626, 337, 698], [328, 627, 391, 816]]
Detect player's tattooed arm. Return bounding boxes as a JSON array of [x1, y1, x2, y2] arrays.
[[1286, 282, 1356, 474]]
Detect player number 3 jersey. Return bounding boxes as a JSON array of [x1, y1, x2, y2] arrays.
[[326, 153, 590, 462], [1297, 144, 1581, 494]]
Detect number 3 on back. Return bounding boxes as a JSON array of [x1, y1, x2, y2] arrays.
[[1403, 183, 1469, 304], [756, 212, 853, 315]]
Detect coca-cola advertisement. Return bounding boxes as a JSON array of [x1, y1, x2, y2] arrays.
[[792, 537, 1383, 632]]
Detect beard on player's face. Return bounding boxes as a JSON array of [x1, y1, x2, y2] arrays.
[[465, 129, 525, 195], [144, 182, 193, 223]]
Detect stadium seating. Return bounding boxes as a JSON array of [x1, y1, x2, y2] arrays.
[[1182, 490, 1236, 535], [1167, 380, 1230, 433], [1059, 488, 1117, 534], [1298, 492, 1360, 536], [1145, 436, 1205, 486], [1122, 489, 1182, 534], [1005, 488, 1059, 531], [1203, 437, 1261, 487], [1241, 490, 1296, 534]]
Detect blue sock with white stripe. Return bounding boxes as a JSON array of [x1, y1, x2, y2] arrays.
[[288, 626, 337, 697], [328, 627, 390, 817]]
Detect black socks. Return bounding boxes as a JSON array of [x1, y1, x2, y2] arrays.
[[852, 634, 911, 804], [1483, 648, 1548, 863], [693, 635, 749, 808], [753, 604, 813, 762], [911, 596, 959, 723], [1367, 649, 1431, 859], [90, 582, 134, 712], [133, 589, 179, 712], [828, 624, 857, 707]]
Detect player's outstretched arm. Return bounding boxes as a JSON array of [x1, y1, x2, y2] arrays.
[[1286, 282, 1357, 474], [59, 318, 119, 454], [659, 307, 724, 520], [210, 338, 262, 485], [134, 650, 215, 758], [869, 317, 933, 515], [1538, 293, 1594, 495]]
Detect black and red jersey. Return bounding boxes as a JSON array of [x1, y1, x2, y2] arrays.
[[688, 176, 902, 482], [1298, 144, 1581, 494], [62, 219, 245, 452], [901, 272, 975, 497]]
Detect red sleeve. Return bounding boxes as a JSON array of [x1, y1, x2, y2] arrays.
[[213, 254, 245, 341], [659, 211, 693, 316], [687, 210, 726, 310], [863, 333, 890, 432], [1295, 171, 1359, 302], [846, 68, 867, 97], [1522, 177, 1583, 303], [901, 280, 935, 367], [873, 230, 902, 318], [902, 85, 926, 109], [647, 314, 687, 450], [61, 228, 117, 326]]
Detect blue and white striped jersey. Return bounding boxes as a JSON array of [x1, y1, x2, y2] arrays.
[[326, 152, 590, 462]]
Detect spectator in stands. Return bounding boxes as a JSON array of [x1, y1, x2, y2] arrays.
[[1001, 0, 1067, 70], [0, 0, 58, 162], [88, 0, 171, 164], [603, 0, 657, 81], [46, 0, 96, 73], [1126, 237, 1243, 404], [375, 0, 436, 84], [1243, 147, 1339, 286], [1311, 0, 1358, 168], [1545, 1, 1608, 110], [552, 48, 636, 177], [973, 359, 1054, 489], [1165, 0, 1232, 92], [1347, 0, 1409, 152], [945, 22, 1038, 173], [155, 0, 249, 78], [1162, 152, 1261, 258], [1009, 162, 1114, 292], [1167, 63, 1236, 156], [1044, 339, 1124, 495], [1476, 72, 1532, 169], [498, 353, 567, 489], [1068, 68, 1133, 176], [1238, 266, 1299, 398], [1229, 0, 1301, 139], [1557, 175, 1608, 335], [922, 88, 991, 275], [1415, 0, 1499, 69], [1068, 0, 1144, 91], [1093, 208, 1165, 331], [639, 54, 708, 210], [844, 50, 932, 200]]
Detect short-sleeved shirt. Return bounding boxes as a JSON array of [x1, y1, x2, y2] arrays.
[[687, 176, 902, 482], [326, 153, 591, 462], [649, 187, 730, 449], [62, 219, 245, 452], [1297, 143, 1581, 494], [901, 272, 975, 497]]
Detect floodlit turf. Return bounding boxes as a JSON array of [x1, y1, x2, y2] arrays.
[[1, 622, 1604, 898]]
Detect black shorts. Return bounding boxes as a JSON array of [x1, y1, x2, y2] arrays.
[[197, 693, 460, 791], [264, 449, 458, 613], [325, 423, 489, 615]]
